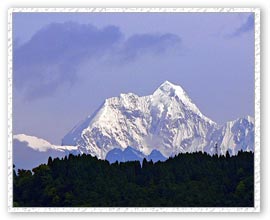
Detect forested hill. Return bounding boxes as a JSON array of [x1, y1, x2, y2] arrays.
[[13, 151, 254, 207]]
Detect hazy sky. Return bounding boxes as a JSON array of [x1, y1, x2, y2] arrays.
[[13, 12, 255, 144]]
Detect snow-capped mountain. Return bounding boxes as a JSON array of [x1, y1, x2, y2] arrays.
[[205, 116, 254, 156], [13, 134, 77, 170], [14, 134, 78, 152], [62, 81, 253, 159]]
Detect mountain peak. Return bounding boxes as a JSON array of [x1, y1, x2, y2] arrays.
[[155, 80, 189, 100], [160, 80, 178, 87], [246, 115, 254, 124], [158, 80, 185, 94], [153, 81, 215, 125]]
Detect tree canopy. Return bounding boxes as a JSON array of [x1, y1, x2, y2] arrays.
[[13, 151, 254, 207]]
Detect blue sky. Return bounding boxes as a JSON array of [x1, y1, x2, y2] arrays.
[[13, 12, 255, 144]]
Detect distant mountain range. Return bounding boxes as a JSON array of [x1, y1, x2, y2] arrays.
[[106, 146, 167, 164], [13, 81, 254, 169]]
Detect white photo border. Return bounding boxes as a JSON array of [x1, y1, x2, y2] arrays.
[[7, 7, 260, 212]]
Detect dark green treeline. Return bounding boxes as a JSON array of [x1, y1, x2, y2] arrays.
[[13, 151, 254, 207]]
